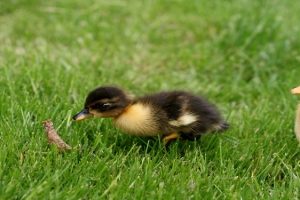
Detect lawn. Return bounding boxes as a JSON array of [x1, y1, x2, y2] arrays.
[[1, 0, 300, 199]]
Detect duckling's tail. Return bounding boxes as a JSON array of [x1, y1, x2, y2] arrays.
[[215, 121, 230, 132]]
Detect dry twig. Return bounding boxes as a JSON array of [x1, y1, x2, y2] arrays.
[[42, 119, 72, 151]]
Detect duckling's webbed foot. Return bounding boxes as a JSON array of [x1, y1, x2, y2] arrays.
[[162, 132, 179, 145], [179, 132, 201, 141]]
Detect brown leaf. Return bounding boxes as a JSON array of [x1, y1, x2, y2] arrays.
[[42, 119, 72, 151]]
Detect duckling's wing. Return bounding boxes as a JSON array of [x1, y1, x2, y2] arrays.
[[138, 91, 185, 120], [157, 91, 229, 134], [160, 92, 185, 120]]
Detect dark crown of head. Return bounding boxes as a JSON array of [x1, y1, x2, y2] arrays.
[[85, 86, 127, 106]]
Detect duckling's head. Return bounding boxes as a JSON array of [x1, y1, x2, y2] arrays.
[[73, 86, 132, 121], [292, 86, 300, 95]]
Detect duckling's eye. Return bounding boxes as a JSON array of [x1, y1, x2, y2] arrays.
[[92, 102, 111, 109], [95, 103, 104, 108], [90, 103, 104, 109]]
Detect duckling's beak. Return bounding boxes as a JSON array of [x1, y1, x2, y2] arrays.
[[291, 86, 300, 94], [73, 108, 93, 121]]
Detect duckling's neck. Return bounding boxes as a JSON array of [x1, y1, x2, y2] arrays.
[[295, 104, 300, 142]]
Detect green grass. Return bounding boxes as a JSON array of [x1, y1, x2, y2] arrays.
[[1, 0, 300, 199]]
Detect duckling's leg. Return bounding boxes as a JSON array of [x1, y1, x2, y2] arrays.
[[162, 132, 179, 145]]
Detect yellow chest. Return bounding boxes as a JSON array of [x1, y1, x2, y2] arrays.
[[112, 103, 159, 136]]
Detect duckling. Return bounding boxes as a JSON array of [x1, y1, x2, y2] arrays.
[[291, 86, 300, 142], [73, 86, 230, 144]]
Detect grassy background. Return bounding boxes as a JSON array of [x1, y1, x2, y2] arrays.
[[1, 0, 300, 199]]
